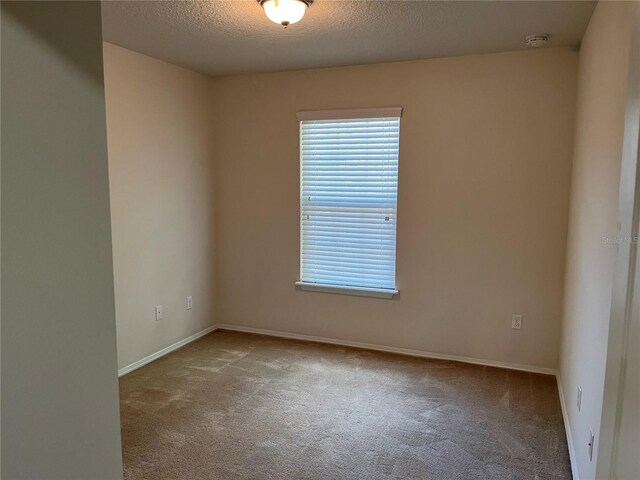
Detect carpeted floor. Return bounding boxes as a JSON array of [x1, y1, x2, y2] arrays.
[[119, 330, 572, 480]]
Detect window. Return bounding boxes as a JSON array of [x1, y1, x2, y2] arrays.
[[296, 107, 402, 298]]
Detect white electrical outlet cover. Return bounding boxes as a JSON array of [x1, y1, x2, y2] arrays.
[[511, 314, 522, 329], [187, 296, 193, 310]]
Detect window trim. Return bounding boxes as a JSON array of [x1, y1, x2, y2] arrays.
[[296, 107, 403, 121], [296, 107, 402, 299], [295, 281, 398, 299]]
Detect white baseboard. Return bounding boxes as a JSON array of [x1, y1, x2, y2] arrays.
[[213, 323, 557, 376], [556, 373, 579, 480], [119, 322, 556, 377], [119, 321, 557, 377], [118, 325, 217, 377]]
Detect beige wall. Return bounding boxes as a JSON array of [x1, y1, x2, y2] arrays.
[[103, 43, 216, 370], [1, 3, 123, 478], [558, 2, 639, 479], [211, 48, 577, 370]]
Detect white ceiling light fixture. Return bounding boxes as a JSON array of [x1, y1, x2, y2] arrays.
[[525, 34, 550, 47], [258, 0, 313, 28]]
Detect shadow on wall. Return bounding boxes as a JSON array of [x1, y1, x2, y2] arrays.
[[2, 1, 105, 86]]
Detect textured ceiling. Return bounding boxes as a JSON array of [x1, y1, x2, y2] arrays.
[[102, 0, 596, 77]]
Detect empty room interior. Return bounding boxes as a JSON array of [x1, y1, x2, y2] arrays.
[[2, 1, 640, 479]]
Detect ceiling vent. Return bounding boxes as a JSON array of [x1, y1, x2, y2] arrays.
[[525, 34, 550, 48]]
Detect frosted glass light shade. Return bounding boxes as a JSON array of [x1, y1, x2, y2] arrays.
[[261, 0, 308, 27]]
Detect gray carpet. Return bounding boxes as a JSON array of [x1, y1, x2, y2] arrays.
[[119, 330, 572, 479]]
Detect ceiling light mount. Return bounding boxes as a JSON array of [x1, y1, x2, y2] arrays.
[[525, 34, 550, 48], [258, 0, 313, 28]]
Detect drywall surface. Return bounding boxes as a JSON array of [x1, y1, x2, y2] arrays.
[[211, 48, 578, 370], [559, 2, 639, 479], [1, 2, 123, 478], [103, 43, 216, 370]]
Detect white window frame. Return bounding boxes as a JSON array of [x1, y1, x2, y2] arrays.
[[295, 107, 402, 299]]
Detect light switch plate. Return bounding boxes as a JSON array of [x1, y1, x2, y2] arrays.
[[577, 386, 582, 411], [155, 305, 163, 321]]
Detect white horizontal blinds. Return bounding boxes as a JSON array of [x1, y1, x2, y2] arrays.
[[300, 113, 400, 290]]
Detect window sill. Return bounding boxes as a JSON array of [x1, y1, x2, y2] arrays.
[[295, 281, 398, 299]]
